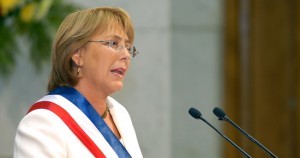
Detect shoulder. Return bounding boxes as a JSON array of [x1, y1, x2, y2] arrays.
[[14, 108, 69, 157], [19, 107, 68, 131], [14, 99, 93, 157]]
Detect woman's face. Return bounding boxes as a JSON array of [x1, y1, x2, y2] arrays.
[[74, 24, 131, 96]]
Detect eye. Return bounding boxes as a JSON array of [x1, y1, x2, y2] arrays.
[[108, 40, 119, 48]]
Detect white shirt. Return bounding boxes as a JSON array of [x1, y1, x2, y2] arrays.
[[13, 95, 143, 158]]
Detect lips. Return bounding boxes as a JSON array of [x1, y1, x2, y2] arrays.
[[110, 68, 126, 77]]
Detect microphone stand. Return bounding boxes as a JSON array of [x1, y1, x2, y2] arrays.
[[198, 116, 252, 158], [221, 116, 278, 158]]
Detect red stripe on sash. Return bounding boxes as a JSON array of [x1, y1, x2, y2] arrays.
[[28, 101, 106, 158]]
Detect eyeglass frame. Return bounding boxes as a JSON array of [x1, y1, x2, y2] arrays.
[[87, 40, 139, 58]]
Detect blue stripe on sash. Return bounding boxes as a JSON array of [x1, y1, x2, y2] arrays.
[[49, 86, 131, 158]]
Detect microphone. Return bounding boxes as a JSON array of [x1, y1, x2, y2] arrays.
[[188, 107, 252, 158], [213, 107, 278, 158]]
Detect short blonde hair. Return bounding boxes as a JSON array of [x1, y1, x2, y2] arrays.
[[47, 6, 135, 92]]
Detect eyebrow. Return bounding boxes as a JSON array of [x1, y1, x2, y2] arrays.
[[105, 35, 130, 44]]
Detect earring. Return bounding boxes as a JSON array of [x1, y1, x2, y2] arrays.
[[77, 67, 80, 76]]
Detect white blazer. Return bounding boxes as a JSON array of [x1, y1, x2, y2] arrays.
[[13, 95, 143, 158]]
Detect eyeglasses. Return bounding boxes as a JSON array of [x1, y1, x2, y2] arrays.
[[88, 40, 139, 58]]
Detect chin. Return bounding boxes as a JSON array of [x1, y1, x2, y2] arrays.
[[111, 83, 124, 93]]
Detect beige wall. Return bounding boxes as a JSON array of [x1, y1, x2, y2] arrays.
[[0, 0, 223, 157]]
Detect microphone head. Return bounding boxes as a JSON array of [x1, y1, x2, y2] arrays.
[[213, 107, 226, 119], [188, 107, 202, 119]]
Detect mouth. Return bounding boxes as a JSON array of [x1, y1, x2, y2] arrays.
[[110, 68, 126, 78]]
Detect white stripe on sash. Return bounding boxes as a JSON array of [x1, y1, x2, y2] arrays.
[[37, 95, 119, 158]]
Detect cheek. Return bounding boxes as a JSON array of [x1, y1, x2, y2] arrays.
[[83, 45, 119, 77], [90, 57, 108, 74], [85, 51, 112, 75], [86, 48, 106, 65]]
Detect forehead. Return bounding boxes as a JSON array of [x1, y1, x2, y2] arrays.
[[94, 22, 129, 41]]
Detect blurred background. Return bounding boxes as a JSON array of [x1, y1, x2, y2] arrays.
[[0, 0, 299, 158]]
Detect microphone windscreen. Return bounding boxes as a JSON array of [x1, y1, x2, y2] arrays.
[[213, 107, 226, 118], [189, 107, 202, 119]]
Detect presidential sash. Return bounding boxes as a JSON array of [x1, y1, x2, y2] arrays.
[[28, 86, 131, 158]]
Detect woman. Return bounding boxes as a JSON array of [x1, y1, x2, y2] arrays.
[[14, 6, 143, 158]]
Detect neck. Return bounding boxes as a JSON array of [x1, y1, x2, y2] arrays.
[[73, 84, 108, 115]]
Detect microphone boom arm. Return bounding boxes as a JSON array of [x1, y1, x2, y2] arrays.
[[221, 116, 278, 158], [198, 116, 252, 158]]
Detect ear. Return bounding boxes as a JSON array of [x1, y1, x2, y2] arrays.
[[71, 49, 83, 66]]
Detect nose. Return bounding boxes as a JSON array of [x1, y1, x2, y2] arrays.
[[118, 45, 130, 57], [119, 47, 131, 61]]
